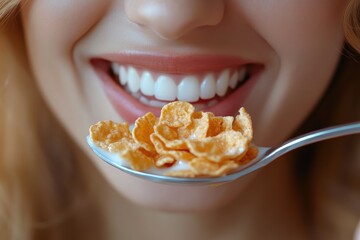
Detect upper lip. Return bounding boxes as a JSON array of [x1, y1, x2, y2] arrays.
[[95, 52, 253, 74]]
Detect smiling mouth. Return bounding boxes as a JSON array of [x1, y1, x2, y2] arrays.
[[109, 62, 250, 109], [91, 54, 262, 122]]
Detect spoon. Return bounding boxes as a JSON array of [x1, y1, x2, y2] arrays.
[[87, 122, 360, 186]]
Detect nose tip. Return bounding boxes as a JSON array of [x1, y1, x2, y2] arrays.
[[125, 0, 225, 40]]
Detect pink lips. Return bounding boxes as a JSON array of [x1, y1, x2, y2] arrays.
[[91, 53, 262, 123]]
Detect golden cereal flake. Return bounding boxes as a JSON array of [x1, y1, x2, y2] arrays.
[[207, 116, 234, 137], [150, 134, 195, 162], [186, 130, 250, 162], [235, 145, 259, 165], [132, 112, 157, 152], [154, 122, 187, 149], [155, 155, 176, 168], [119, 148, 154, 171], [90, 120, 131, 149], [233, 107, 253, 139], [159, 101, 195, 128]]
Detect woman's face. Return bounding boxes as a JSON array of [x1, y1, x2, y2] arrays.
[[21, 0, 346, 210]]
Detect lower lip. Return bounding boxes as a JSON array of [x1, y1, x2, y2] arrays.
[[92, 60, 262, 123]]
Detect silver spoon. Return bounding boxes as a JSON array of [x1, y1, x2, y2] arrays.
[[87, 122, 360, 186]]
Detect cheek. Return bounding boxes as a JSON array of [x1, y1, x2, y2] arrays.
[[239, 2, 346, 145], [21, 2, 111, 115], [22, 0, 109, 51], [240, 1, 346, 51], [21, 1, 113, 160]]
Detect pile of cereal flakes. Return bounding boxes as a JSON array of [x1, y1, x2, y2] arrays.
[[89, 101, 258, 178]]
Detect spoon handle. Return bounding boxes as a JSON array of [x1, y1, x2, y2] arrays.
[[260, 122, 360, 167]]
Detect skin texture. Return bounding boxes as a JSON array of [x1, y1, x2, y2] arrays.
[[21, 0, 346, 212]]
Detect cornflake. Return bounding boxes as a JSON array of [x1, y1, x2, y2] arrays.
[[89, 101, 258, 178]]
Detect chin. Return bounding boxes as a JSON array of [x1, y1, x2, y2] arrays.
[[106, 167, 257, 212]]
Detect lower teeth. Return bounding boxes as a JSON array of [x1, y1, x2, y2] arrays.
[[138, 94, 218, 110]]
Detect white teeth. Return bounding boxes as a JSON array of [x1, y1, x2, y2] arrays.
[[128, 67, 140, 93], [177, 76, 200, 102], [229, 71, 239, 89], [140, 71, 155, 96], [216, 69, 230, 97], [149, 100, 167, 108], [112, 64, 248, 104], [111, 63, 120, 75], [119, 66, 127, 85], [200, 74, 216, 99], [155, 75, 177, 101]]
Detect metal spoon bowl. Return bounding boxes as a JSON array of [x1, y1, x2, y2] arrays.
[[87, 122, 360, 186]]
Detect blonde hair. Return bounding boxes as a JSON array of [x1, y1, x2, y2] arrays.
[[344, 0, 360, 52], [0, 1, 104, 239], [0, 1, 359, 239], [0, 0, 19, 22], [295, 55, 360, 239]]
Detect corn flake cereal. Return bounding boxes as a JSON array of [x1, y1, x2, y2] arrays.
[[186, 130, 249, 162], [150, 134, 195, 161], [118, 148, 154, 171], [155, 155, 176, 168], [159, 101, 194, 128], [89, 101, 257, 177], [132, 112, 157, 152], [90, 120, 131, 149]]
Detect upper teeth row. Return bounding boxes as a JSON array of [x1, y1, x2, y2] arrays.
[[111, 63, 247, 102]]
